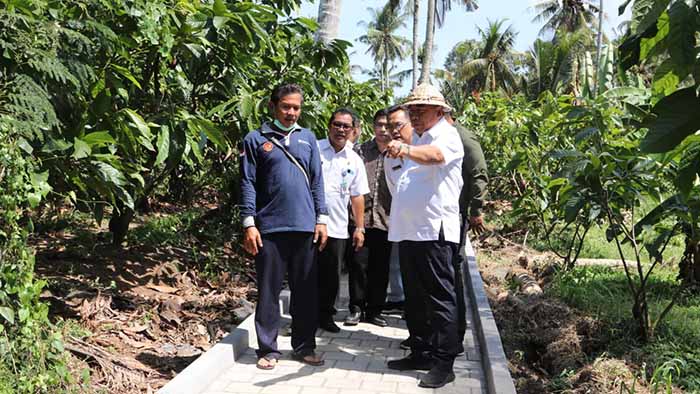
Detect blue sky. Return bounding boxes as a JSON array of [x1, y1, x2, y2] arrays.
[[297, 0, 632, 95]]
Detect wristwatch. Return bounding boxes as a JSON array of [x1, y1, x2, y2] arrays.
[[355, 227, 366, 233]]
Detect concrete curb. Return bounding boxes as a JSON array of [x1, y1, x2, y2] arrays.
[[157, 290, 291, 394], [463, 255, 517, 394]]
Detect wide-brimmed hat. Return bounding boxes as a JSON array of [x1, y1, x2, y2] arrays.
[[403, 83, 453, 111]]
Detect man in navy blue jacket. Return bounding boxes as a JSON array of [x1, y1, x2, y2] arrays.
[[239, 83, 328, 370]]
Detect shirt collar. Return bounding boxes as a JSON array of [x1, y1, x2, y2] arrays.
[[320, 138, 348, 155]]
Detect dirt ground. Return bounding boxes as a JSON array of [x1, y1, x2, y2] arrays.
[[32, 202, 256, 393], [474, 229, 683, 394]]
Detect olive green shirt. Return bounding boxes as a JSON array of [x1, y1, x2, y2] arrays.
[[455, 123, 488, 218]]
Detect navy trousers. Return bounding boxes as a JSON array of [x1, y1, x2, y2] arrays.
[[317, 237, 347, 320], [254, 232, 317, 359], [398, 228, 460, 372]]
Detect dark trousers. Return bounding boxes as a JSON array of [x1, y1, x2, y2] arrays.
[[348, 228, 391, 316], [254, 232, 317, 359], [318, 237, 347, 320], [399, 229, 459, 371], [455, 220, 469, 346]]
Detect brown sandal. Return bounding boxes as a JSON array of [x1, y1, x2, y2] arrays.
[[256, 357, 278, 370], [291, 352, 324, 366]]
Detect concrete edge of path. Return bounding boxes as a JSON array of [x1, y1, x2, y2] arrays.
[[463, 255, 518, 394], [157, 291, 291, 394]]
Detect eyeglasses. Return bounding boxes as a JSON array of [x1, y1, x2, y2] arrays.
[[387, 122, 407, 131], [331, 121, 354, 130]]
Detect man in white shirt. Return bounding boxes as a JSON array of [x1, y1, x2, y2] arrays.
[[317, 108, 370, 333], [384, 84, 464, 389]]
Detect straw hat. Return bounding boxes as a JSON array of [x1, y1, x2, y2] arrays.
[[403, 83, 453, 111]]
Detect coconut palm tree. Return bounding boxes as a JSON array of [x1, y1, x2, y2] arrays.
[[357, 3, 411, 93], [316, 0, 343, 44], [420, 0, 479, 84], [532, 0, 600, 36], [460, 19, 518, 93]]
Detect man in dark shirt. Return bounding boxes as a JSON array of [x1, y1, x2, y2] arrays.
[[239, 83, 328, 369], [345, 109, 393, 327]]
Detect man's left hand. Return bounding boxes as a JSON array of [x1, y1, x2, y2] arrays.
[[469, 215, 486, 235], [314, 224, 328, 251], [352, 228, 365, 251]]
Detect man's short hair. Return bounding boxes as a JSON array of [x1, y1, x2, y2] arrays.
[[372, 108, 388, 124], [271, 83, 304, 105], [329, 107, 358, 127], [387, 104, 410, 118]]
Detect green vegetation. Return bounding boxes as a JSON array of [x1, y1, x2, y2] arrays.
[[550, 265, 700, 391], [0, 0, 698, 391]]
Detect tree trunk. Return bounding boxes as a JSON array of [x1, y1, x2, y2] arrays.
[[412, 0, 420, 89], [419, 0, 435, 84], [594, 0, 604, 96], [315, 0, 343, 45], [383, 54, 389, 93], [108, 202, 134, 247]]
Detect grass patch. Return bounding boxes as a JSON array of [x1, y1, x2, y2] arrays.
[[548, 265, 700, 391], [127, 209, 203, 246]]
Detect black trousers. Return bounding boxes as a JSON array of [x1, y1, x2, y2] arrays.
[[318, 237, 347, 320], [399, 230, 459, 371], [254, 232, 317, 359], [455, 220, 469, 346], [348, 228, 391, 316]]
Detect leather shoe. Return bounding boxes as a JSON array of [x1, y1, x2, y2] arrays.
[[387, 353, 434, 371], [364, 314, 388, 327], [399, 337, 415, 350], [320, 318, 341, 333], [418, 367, 455, 388], [344, 311, 362, 326]]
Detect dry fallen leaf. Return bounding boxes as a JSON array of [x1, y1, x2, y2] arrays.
[[146, 283, 179, 294]]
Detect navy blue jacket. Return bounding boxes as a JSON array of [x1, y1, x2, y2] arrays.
[[239, 122, 327, 234]]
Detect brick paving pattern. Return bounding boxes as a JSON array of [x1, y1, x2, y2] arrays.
[[202, 278, 486, 394]]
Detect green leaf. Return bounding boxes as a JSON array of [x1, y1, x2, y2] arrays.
[[0, 307, 14, 324], [17, 138, 33, 154], [18, 308, 29, 322], [630, 0, 671, 36], [93, 161, 127, 186], [155, 126, 170, 166], [129, 173, 145, 188], [652, 59, 687, 99], [123, 109, 152, 138], [110, 64, 142, 89], [42, 138, 72, 153], [94, 203, 104, 226], [641, 88, 700, 153], [83, 131, 116, 146], [189, 118, 227, 149], [114, 186, 134, 210], [547, 178, 568, 188], [639, 11, 669, 61], [213, 0, 227, 16], [676, 141, 700, 198], [564, 195, 584, 224], [666, 1, 696, 70], [72, 138, 91, 160]]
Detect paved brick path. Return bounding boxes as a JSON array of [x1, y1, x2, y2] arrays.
[[201, 278, 486, 394]]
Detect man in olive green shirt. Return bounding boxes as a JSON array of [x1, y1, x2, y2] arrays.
[[445, 111, 488, 354], [446, 112, 488, 234]]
